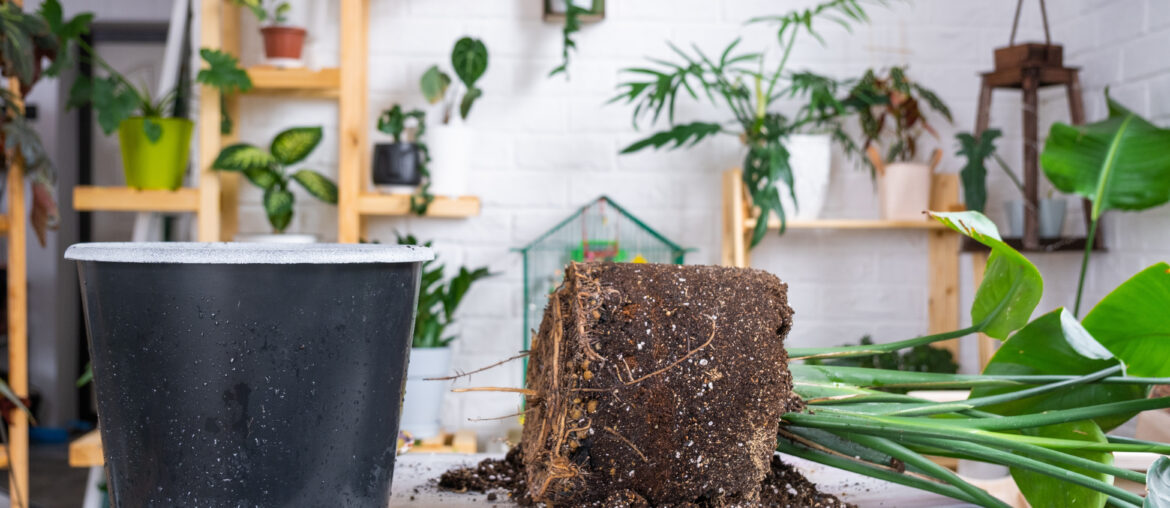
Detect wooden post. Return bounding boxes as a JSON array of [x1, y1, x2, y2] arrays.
[[197, 0, 223, 242], [975, 77, 992, 135], [927, 173, 961, 356], [1021, 68, 1040, 251], [217, 1, 242, 241], [721, 169, 747, 268], [5, 2, 29, 499], [337, 0, 368, 243]]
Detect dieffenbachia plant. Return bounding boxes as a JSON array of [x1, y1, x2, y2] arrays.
[[781, 210, 1170, 508], [420, 37, 488, 123], [611, 0, 887, 246], [211, 126, 337, 233], [1039, 90, 1170, 316]]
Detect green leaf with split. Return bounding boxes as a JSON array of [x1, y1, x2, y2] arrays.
[[1010, 420, 1112, 508], [1148, 456, 1170, 508], [1082, 262, 1170, 378], [270, 126, 322, 165], [929, 211, 1042, 339], [212, 143, 276, 171], [972, 309, 1143, 431]]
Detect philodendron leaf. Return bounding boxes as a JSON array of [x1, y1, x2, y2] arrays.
[[1010, 420, 1112, 508], [1148, 456, 1170, 508], [291, 169, 338, 204], [972, 309, 1143, 431], [142, 117, 162, 143], [1082, 262, 1170, 377], [263, 187, 294, 233], [459, 86, 481, 120], [196, 48, 253, 94], [420, 65, 451, 105], [1041, 91, 1170, 220], [451, 37, 488, 88], [270, 126, 323, 165], [929, 211, 1042, 339], [212, 143, 276, 171]]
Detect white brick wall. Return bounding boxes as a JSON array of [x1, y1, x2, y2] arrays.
[[221, 0, 1168, 438]]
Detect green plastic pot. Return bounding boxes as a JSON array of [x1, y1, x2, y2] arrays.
[[118, 117, 194, 190]]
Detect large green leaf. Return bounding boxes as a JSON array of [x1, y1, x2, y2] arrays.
[[1041, 92, 1170, 220], [929, 211, 1042, 339], [242, 167, 280, 190], [212, 143, 276, 171], [972, 309, 1143, 431], [619, 121, 724, 154], [420, 65, 451, 105], [1010, 420, 1112, 508], [269, 126, 322, 165], [1082, 263, 1170, 378], [263, 187, 293, 233], [291, 169, 338, 204], [1149, 456, 1170, 508], [451, 37, 488, 88]]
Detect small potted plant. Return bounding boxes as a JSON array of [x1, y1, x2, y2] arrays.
[[956, 128, 1066, 238], [396, 234, 491, 438], [845, 66, 952, 220], [211, 126, 337, 242], [233, 0, 304, 67], [69, 48, 251, 190], [418, 36, 488, 203], [372, 105, 426, 189]]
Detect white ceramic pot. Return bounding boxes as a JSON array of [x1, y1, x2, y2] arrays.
[[777, 134, 831, 221], [400, 346, 452, 439], [427, 119, 470, 198], [232, 233, 318, 243], [878, 162, 933, 221], [1004, 199, 1026, 237], [1038, 198, 1066, 239]]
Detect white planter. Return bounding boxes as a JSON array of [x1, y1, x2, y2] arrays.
[[777, 134, 832, 221], [427, 119, 470, 198], [548, 0, 593, 13], [1004, 198, 1066, 239], [232, 233, 318, 243], [400, 346, 452, 439], [878, 162, 933, 221]]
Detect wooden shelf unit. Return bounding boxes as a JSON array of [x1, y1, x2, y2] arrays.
[[721, 168, 963, 357], [357, 193, 481, 218], [73, 186, 200, 213], [246, 66, 340, 96]]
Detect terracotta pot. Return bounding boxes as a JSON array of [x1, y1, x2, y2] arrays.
[[260, 26, 306, 61]]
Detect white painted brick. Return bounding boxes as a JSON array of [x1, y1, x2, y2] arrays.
[[1153, 0, 1170, 28], [470, 171, 568, 207], [1149, 72, 1170, 119], [514, 134, 614, 171], [1123, 30, 1170, 79], [1095, 1, 1148, 47]]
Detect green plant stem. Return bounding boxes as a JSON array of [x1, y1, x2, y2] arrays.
[[950, 396, 1170, 432], [900, 433, 1146, 484], [882, 365, 1122, 417], [992, 153, 1027, 197], [1074, 215, 1099, 316], [764, 25, 799, 104], [75, 38, 152, 108], [791, 364, 1170, 389], [789, 324, 981, 360], [901, 435, 1146, 506], [775, 439, 989, 506]]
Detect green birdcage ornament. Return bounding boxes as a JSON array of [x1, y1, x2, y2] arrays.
[[515, 196, 688, 353]]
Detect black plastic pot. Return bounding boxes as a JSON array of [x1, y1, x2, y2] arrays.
[[66, 243, 432, 507], [372, 142, 421, 186]]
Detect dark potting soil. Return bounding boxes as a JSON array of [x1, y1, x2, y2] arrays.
[[437, 450, 855, 508]]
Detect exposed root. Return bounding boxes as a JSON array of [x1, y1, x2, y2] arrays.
[[468, 407, 536, 422], [451, 387, 540, 397], [425, 352, 531, 381], [621, 315, 718, 386], [604, 426, 648, 462]]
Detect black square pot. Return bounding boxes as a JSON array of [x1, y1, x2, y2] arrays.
[[372, 142, 421, 186], [66, 243, 432, 507]]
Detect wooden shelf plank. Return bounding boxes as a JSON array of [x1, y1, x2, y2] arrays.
[[0, 444, 7, 469], [746, 217, 949, 230], [246, 66, 340, 97], [74, 186, 200, 213], [69, 430, 103, 468], [357, 193, 481, 218], [961, 235, 1105, 253], [0, 214, 9, 235]]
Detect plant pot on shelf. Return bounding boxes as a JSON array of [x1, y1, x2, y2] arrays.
[[118, 117, 193, 190], [260, 25, 307, 67], [546, 0, 595, 14], [777, 134, 831, 220], [399, 346, 452, 439], [372, 142, 421, 188], [1004, 198, 1067, 239], [428, 119, 470, 198], [233, 233, 318, 243], [65, 242, 431, 507], [877, 162, 932, 221]]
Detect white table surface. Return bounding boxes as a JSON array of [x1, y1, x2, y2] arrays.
[[389, 453, 976, 507]]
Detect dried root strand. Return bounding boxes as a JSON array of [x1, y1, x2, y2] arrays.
[[424, 352, 531, 381], [621, 315, 718, 386]]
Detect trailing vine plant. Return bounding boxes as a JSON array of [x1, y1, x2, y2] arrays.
[[548, 2, 586, 79], [612, 0, 887, 246]]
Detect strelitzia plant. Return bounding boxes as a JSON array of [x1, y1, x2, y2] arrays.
[[779, 210, 1170, 508], [211, 126, 337, 233]]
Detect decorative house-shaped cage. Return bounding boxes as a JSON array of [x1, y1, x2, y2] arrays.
[[515, 196, 687, 351]]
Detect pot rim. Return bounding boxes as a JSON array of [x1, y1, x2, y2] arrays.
[[65, 242, 434, 265]]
